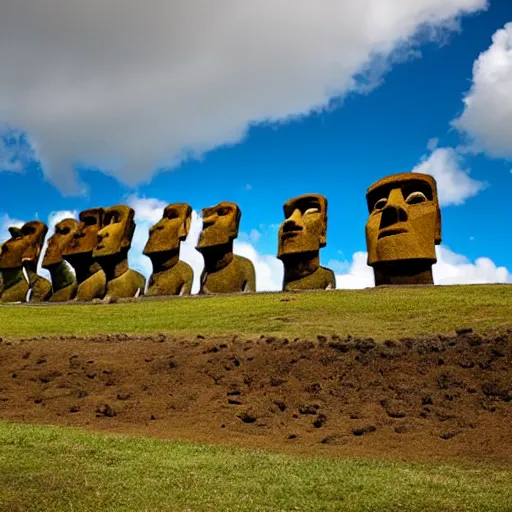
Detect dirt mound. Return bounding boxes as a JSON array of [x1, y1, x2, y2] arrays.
[[0, 330, 511, 462]]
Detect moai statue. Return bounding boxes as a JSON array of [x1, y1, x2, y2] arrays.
[[93, 205, 145, 300], [365, 172, 442, 286], [41, 219, 79, 302], [0, 226, 29, 302], [62, 208, 107, 301], [19, 221, 52, 302], [143, 203, 194, 296], [196, 201, 255, 294], [277, 193, 335, 291]]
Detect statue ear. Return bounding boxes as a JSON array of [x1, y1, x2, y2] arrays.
[[435, 211, 442, 245], [319, 216, 327, 248]]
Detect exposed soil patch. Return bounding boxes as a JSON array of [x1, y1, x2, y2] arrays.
[[0, 330, 511, 463]]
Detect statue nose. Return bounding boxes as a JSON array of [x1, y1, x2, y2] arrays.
[[282, 219, 302, 233], [380, 205, 408, 229], [202, 215, 217, 228]]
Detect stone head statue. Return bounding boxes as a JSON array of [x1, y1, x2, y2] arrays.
[[93, 205, 136, 259], [0, 226, 30, 302], [19, 221, 48, 270], [365, 172, 442, 285], [277, 193, 328, 259], [0, 226, 26, 270], [196, 201, 240, 250], [143, 203, 194, 297], [277, 193, 335, 291], [42, 219, 79, 268], [144, 203, 192, 256], [63, 208, 104, 260]]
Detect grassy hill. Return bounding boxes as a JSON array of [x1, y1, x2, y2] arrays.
[[1, 284, 511, 340], [1, 284, 511, 511]]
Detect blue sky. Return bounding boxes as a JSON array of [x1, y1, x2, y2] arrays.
[[0, 0, 511, 290]]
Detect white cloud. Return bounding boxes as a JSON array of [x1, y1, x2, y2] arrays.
[[453, 22, 512, 158], [0, 0, 487, 193], [411, 147, 486, 206], [433, 246, 512, 284], [426, 137, 440, 152], [332, 252, 376, 289]]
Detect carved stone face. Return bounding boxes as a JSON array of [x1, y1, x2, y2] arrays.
[[277, 194, 327, 258], [93, 205, 136, 258], [42, 218, 79, 268], [144, 203, 192, 255], [0, 226, 26, 269], [365, 173, 442, 265], [63, 208, 104, 258], [196, 201, 240, 250], [20, 221, 48, 268]]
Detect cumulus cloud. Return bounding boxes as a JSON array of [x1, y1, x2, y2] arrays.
[[434, 246, 512, 284], [0, 0, 487, 193], [411, 147, 486, 205], [453, 22, 512, 158]]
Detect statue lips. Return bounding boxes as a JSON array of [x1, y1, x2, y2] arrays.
[[378, 227, 408, 240]]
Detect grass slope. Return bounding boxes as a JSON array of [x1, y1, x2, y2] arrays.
[[0, 284, 511, 340], [1, 422, 511, 512]]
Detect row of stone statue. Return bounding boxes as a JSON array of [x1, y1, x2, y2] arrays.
[[0, 172, 442, 302]]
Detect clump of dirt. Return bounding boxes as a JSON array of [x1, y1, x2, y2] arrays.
[[0, 329, 511, 463]]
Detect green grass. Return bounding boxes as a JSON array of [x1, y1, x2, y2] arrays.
[[1, 284, 511, 340], [1, 422, 511, 512]]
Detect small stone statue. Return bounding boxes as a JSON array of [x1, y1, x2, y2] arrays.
[[365, 172, 442, 286], [277, 193, 335, 291], [196, 201, 255, 294], [42, 218, 79, 301], [20, 221, 52, 302], [144, 203, 193, 296], [0, 227, 29, 302], [62, 208, 107, 301], [93, 205, 145, 300]]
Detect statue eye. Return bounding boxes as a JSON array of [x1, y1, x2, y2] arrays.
[[405, 191, 427, 205], [304, 207, 319, 215], [373, 198, 387, 211]]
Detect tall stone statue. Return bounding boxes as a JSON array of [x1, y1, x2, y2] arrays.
[[277, 193, 335, 291], [365, 172, 442, 286], [62, 208, 107, 301], [42, 218, 79, 301], [0, 226, 29, 302], [196, 201, 255, 294], [20, 221, 52, 302], [93, 205, 145, 300], [143, 203, 193, 296]]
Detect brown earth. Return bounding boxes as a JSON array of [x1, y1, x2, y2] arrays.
[[0, 330, 511, 464]]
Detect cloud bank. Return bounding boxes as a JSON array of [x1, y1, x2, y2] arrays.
[[453, 22, 512, 158], [0, 0, 487, 192]]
